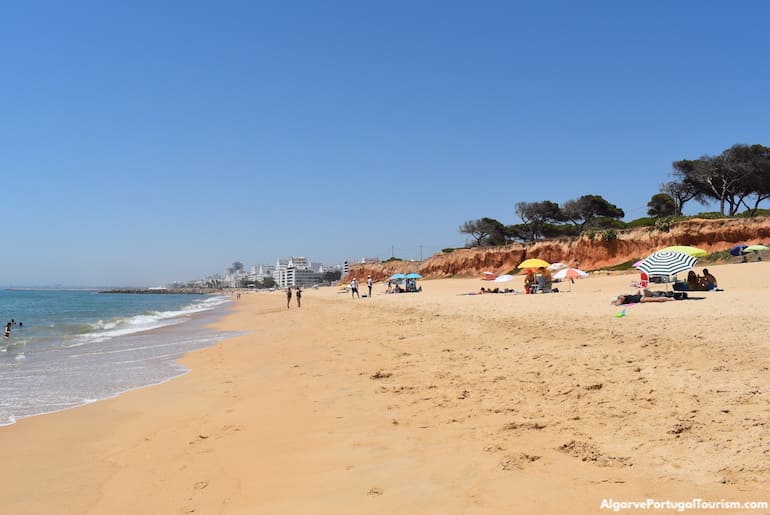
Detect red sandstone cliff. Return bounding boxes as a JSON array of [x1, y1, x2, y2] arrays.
[[345, 217, 770, 281]]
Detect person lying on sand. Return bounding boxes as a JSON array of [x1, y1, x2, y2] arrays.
[[611, 288, 685, 305]]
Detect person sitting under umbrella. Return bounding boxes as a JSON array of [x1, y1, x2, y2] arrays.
[[700, 269, 718, 290], [536, 267, 553, 293], [611, 288, 683, 306], [524, 269, 536, 293]]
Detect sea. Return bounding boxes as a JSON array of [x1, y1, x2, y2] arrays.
[[0, 289, 237, 426]]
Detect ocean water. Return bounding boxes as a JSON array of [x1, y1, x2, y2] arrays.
[[0, 289, 237, 426]]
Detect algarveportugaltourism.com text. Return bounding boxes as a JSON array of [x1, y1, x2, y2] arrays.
[[600, 498, 768, 512]]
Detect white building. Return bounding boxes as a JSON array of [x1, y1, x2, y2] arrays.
[[272, 256, 323, 287], [250, 264, 275, 283]]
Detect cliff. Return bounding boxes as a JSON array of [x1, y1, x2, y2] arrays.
[[345, 217, 770, 281]]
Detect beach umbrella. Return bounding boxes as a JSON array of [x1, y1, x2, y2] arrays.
[[657, 245, 708, 257], [744, 244, 769, 252], [405, 273, 422, 279], [729, 244, 748, 256], [518, 258, 550, 269], [390, 273, 406, 281], [552, 268, 588, 280], [493, 274, 515, 283], [552, 267, 588, 291], [547, 262, 568, 271], [635, 251, 698, 277]]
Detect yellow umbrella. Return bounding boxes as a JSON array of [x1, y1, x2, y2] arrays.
[[518, 258, 550, 269], [657, 245, 708, 257]]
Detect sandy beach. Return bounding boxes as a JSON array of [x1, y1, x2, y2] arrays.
[[1, 262, 769, 514]]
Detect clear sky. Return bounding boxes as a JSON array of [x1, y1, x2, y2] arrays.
[[2, 1, 769, 286]]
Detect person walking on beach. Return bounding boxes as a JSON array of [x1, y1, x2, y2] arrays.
[[367, 275, 373, 297], [286, 287, 292, 309], [295, 286, 302, 308], [350, 278, 360, 299]]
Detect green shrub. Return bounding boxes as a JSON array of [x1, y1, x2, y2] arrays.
[[625, 217, 657, 228], [442, 248, 456, 253], [654, 216, 679, 232], [601, 229, 617, 241], [739, 208, 770, 217], [692, 212, 724, 219], [585, 229, 596, 241]]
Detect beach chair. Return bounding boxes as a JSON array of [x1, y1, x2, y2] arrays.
[[535, 275, 553, 293]]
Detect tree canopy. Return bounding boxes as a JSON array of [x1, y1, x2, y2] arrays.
[[647, 193, 677, 217], [456, 142, 770, 249], [458, 217, 508, 246], [669, 144, 770, 216]]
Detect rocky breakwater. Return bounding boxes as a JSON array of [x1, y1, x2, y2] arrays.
[[100, 288, 220, 294], [344, 217, 770, 281]]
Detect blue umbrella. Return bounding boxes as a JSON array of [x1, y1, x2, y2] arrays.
[[729, 244, 748, 256], [405, 273, 422, 279], [390, 273, 406, 280]]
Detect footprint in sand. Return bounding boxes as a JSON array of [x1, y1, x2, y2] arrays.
[[557, 440, 631, 467], [502, 421, 547, 431], [500, 453, 542, 471]]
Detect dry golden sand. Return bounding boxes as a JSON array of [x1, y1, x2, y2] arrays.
[[1, 262, 769, 514]]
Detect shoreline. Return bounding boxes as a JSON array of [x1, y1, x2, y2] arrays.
[[0, 296, 235, 427], [1, 264, 768, 513]]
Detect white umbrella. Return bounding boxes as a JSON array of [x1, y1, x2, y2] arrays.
[[493, 274, 515, 283], [552, 268, 588, 291], [552, 268, 588, 280], [547, 262, 568, 271]]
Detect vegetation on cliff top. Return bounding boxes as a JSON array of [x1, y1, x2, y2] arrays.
[[460, 143, 770, 248]]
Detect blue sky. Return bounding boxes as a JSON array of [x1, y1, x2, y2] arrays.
[[2, 1, 768, 286]]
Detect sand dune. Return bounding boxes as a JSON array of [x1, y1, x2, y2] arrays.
[[1, 262, 768, 514]]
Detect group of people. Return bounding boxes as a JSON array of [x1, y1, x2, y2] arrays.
[[285, 286, 302, 308], [478, 287, 515, 294], [347, 275, 423, 296], [4, 319, 22, 340], [676, 268, 719, 291], [614, 268, 719, 305], [524, 267, 554, 294], [612, 288, 687, 305], [348, 276, 374, 298]]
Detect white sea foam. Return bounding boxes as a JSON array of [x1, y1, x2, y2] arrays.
[[65, 296, 230, 348], [0, 293, 235, 426]]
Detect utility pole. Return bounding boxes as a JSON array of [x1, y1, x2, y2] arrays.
[[418, 244, 423, 261]]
